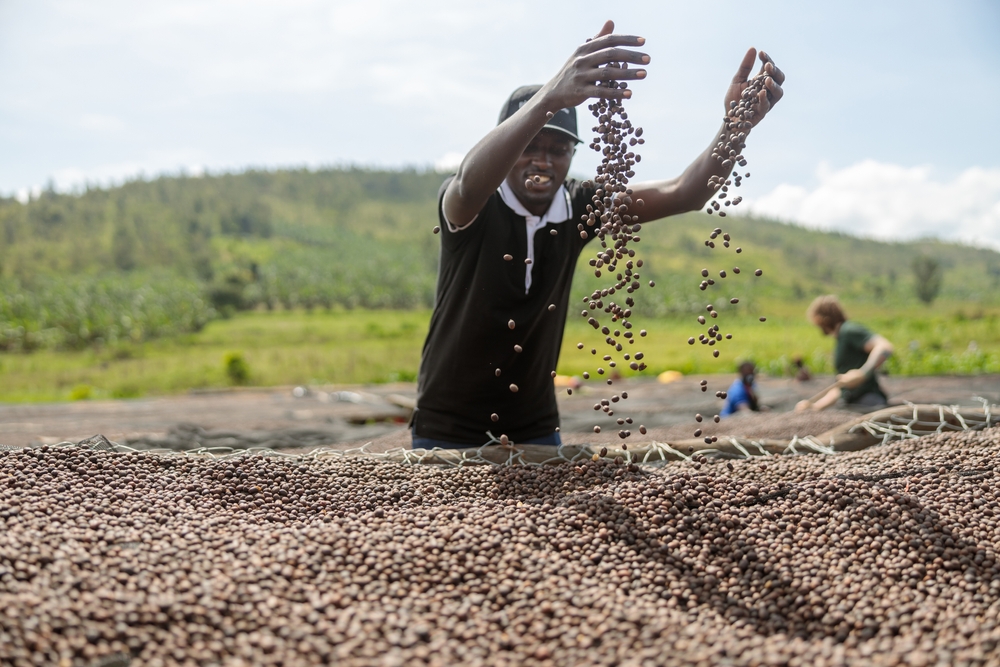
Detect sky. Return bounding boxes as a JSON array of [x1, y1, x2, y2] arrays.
[[1, 0, 998, 247]]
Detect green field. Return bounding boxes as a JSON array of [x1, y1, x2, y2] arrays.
[[1, 303, 997, 403], [2, 167, 999, 403]]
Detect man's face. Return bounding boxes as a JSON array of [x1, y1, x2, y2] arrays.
[[505, 130, 576, 212]]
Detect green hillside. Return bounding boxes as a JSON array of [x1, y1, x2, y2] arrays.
[[1, 167, 998, 352]]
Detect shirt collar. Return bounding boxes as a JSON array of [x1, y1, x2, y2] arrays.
[[498, 179, 571, 225]]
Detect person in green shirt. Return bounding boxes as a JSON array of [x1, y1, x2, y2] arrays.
[[796, 295, 894, 412]]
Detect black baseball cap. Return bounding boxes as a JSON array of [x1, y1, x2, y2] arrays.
[[498, 85, 581, 143]]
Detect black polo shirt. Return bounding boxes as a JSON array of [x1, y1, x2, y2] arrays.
[[413, 176, 598, 445]]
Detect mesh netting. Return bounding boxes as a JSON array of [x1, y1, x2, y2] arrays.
[[6, 400, 995, 468], [846, 398, 994, 445]]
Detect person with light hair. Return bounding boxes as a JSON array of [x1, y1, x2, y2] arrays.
[[796, 295, 894, 411]]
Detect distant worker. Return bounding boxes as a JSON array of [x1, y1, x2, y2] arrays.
[[796, 295, 894, 411], [792, 355, 811, 382], [720, 361, 760, 417]]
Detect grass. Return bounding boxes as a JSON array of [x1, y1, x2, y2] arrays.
[[560, 300, 1000, 379], [0, 302, 998, 403], [0, 310, 429, 403]]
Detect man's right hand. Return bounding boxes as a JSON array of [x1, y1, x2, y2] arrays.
[[536, 20, 650, 112], [443, 21, 650, 229]]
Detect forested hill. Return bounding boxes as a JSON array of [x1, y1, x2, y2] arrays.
[[0, 169, 444, 309], [2, 167, 998, 319]]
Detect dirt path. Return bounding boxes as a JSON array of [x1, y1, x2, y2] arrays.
[[0, 375, 996, 449]]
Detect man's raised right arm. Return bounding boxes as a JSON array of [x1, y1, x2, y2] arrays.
[[442, 20, 650, 228]]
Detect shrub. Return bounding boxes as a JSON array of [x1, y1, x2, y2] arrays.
[[69, 385, 93, 401], [224, 352, 250, 385]]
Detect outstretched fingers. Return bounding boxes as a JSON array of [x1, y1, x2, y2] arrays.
[[731, 47, 757, 85], [580, 46, 650, 69], [764, 76, 783, 105], [759, 52, 785, 85], [592, 65, 648, 82], [584, 84, 633, 100], [578, 31, 647, 58]]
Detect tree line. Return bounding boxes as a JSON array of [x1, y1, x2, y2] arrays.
[[0, 167, 996, 351]]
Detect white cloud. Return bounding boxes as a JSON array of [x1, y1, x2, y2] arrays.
[[746, 160, 1000, 249], [434, 152, 464, 172]]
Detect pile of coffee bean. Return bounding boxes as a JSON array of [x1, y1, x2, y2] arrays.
[[3, 425, 999, 666], [566, 408, 860, 446]]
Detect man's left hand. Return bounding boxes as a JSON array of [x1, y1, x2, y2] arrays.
[[723, 49, 784, 128], [837, 369, 867, 389]]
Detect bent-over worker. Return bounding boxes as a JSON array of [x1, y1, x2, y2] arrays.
[[796, 295, 894, 412]]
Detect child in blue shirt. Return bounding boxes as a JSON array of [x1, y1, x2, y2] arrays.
[[720, 361, 759, 417]]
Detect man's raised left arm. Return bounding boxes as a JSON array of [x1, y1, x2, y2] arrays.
[[628, 49, 785, 221]]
